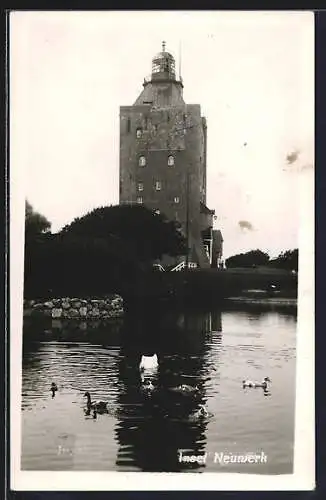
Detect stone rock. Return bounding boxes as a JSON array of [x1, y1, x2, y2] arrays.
[[22, 296, 123, 319], [68, 308, 79, 318], [113, 308, 123, 317], [90, 308, 100, 317], [111, 298, 123, 308], [44, 301, 54, 308], [79, 307, 87, 317], [52, 308, 62, 318]]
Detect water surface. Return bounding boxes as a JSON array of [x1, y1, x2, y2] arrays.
[[21, 305, 296, 474]]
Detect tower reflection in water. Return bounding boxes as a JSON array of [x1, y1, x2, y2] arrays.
[[115, 306, 222, 472]]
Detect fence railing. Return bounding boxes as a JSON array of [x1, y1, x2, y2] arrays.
[[170, 261, 198, 272]]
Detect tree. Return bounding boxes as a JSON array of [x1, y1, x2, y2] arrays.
[[269, 249, 298, 271], [24, 202, 52, 297], [225, 249, 270, 268], [25, 200, 51, 240], [24, 204, 187, 298], [60, 205, 187, 262]]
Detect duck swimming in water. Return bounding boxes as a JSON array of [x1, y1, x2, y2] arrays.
[[139, 354, 158, 371], [242, 377, 271, 389], [141, 378, 155, 392], [140, 379, 156, 398], [193, 404, 209, 419], [139, 354, 159, 382], [50, 382, 58, 398], [170, 384, 199, 395], [84, 392, 109, 413], [84, 407, 98, 419]]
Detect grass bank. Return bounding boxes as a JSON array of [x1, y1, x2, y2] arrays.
[[124, 267, 297, 309]]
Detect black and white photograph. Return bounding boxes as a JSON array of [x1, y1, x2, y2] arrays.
[[10, 10, 314, 490]]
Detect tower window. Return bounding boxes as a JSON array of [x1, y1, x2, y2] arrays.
[[137, 182, 143, 191], [139, 156, 146, 167], [136, 197, 143, 204], [155, 181, 162, 191], [127, 118, 131, 133], [174, 196, 180, 204], [136, 128, 142, 138], [168, 155, 174, 166]]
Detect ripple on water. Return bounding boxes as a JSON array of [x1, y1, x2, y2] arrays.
[[21, 309, 296, 473]]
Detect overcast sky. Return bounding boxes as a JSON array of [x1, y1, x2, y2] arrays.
[[10, 11, 314, 258]]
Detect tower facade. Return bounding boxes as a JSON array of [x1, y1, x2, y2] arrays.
[[119, 43, 219, 268]]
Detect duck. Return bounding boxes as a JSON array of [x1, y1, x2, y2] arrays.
[[139, 354, 159, 383], [140, 378, 155, 392], [139, 354, 159, 371], [242, 377, 271, 389], [140, 379, 156, 397], [84, 407, 98, 419], [84, 392, 109, 413], [170, 384, 199, 395], [193, 404, 209, 419], [50, 382, 58, 398]]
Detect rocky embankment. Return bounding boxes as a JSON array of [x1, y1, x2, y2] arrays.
[[23, 294, 124, 320]]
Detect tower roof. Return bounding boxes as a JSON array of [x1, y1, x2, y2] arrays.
[[151, 41, 176, 81], [133, 41, 184, 106], [152, 50, 175, 63]]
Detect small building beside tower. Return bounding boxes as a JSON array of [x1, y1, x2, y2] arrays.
[[119, 42, 223, 269]]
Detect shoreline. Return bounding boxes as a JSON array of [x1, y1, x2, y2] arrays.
[[225, 297, 297, 307], [23, 294, 297, 322]]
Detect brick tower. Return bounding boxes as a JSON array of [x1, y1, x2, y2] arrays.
[[119, 42, 221, 268]]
